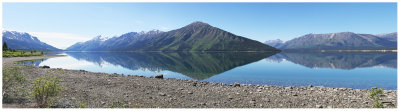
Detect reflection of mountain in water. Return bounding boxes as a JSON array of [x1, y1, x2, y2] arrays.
[[66, 52, 277, 80], [265, 52, 397, 69]]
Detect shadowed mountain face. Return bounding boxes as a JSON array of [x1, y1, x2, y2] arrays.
[[265, 52, 397, 69], [66, 22, 278, 51], [66, 52, 277, 80]]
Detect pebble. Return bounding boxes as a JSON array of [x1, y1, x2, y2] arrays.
[[264, 98, 270, 102], [234, 82, 240, 87], [285, 86, 293, 90], [159, 92, 166, 96]]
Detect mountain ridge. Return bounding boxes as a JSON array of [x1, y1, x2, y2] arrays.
[[2, 30, 61, 51], [265, 32, 397, 50], [66, 21, 279, 51]]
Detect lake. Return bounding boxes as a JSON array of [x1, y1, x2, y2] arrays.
[[19, 52, 397, 90]]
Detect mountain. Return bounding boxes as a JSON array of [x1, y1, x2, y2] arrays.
[[65, 35, 109, 51], [264, 39, 284, 48], [274, 32, 396, 50], [66, 22, 279, 51], [375, 32, 397, 42], [2, 30, 61, 51]]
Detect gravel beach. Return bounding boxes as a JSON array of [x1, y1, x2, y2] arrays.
[[2, 55, 397, 108]]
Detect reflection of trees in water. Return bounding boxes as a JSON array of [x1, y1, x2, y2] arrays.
[[66, 52, 277, 80], [265, 52, 397, 69], [17, 59, 45, 66]]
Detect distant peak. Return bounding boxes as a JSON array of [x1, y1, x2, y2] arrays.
[[336, 32, 355, 34], [93, 35, 109, 41], [375, 32, 397, 36], [192, 21, 207, 24], [147, 29, 162, 33], [188, 21, 210, 26], [3, 30, 28, 35], [138, 29, 163, 35], [264, 39, 284, 44], [306, 32, 356, 35], [265, 39, 283, 42]]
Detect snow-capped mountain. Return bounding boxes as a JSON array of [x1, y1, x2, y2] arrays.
[[2, 30, 61, 51], [65, 35, 110, 51], [92, 35, 110, 41], [66, 22, 278, 51], [267, 32, 397, 50], [264, 39, 284, 48], [66, 29, 165, 51]]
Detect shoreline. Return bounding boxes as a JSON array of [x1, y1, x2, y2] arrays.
[[2, 55, 397, 108], [281, 50, 397, 53]]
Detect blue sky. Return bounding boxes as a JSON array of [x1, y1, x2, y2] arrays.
[[3, 3, 397, 49]]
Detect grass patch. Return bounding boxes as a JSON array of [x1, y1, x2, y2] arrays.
[[3, 50, 43, 57], [109, 100, 128, 108], [369, 87, 384, 108]]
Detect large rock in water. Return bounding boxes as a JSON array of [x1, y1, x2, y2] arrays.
[[155, 74, 163, 79], [40, 65, 50, 68], [234, 82, 240, 87]]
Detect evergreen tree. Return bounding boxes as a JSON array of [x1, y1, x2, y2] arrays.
[[3, 42, 8, 51]]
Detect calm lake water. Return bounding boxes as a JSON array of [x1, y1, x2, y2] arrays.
[[20, 52, 397, 90]]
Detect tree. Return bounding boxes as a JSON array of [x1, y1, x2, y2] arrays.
[[3, 42, 8, 51]]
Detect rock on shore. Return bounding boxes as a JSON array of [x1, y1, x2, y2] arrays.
[[2, 55, 397, 108]]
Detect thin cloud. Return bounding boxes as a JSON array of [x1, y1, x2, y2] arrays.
[[30, 32, 91, 41], [29, 32, 92, 49]]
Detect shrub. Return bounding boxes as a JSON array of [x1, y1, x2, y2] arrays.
[[369, 87, 384, 108], [2, 66, 28, 103], [2, 67, 25, 94], [31, 74, 63, 108], [78, 101, 87, 108], [109, 100, 128, 108]]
